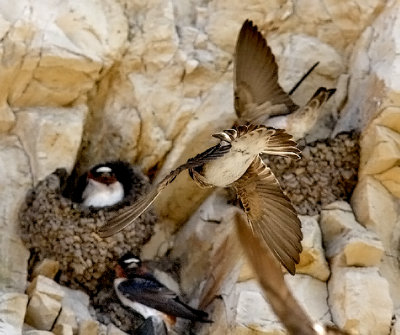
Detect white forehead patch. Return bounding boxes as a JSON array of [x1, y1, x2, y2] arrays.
[[124, 257, 140, 264], [96, 166, 112, 173]]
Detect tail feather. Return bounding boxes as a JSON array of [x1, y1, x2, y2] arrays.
[[97, 187, 159, 238], [263, 128, 301, 159]]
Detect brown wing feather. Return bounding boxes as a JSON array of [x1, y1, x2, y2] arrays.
[[234, 20, 298, 122], [97, 143, 231, 238], [233, 156, 302, 275]]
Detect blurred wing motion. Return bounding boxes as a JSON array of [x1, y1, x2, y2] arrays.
[[98, 143, 231, 237], [233, 156, 302, 275], [234, 19, 298, 123], [117, 278, 210, 322], [234, 211, 349, 335]]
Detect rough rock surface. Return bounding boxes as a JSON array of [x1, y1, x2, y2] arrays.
[[0, 234, 30, 293], [14, 106, 88, 184], [320, 201, 384, 267], [19, 166, 156, 293], [328, 267, 393, 335], [296, 216, 330, 281], [32, 259, 60, 280], [0, 293, 28, 332]]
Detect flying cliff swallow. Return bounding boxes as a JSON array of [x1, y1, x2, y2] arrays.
[[113, 254, 210, 328], [81, 165, 125, 208], [232, 20, 336, 139], [98, 20, 308, 275], [100, 124, 302, 274]]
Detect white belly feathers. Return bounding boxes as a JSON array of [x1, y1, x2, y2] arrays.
[[82, 179, 124, 208]]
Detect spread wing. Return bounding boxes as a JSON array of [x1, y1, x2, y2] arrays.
[[117, 278, 209, 321], [233, 156, 302, 275], [98, 143, 231, 237], [234, 20, 298, 123]]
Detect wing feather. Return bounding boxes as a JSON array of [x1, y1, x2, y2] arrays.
[[233, 156, 302, 275], [234, 20, 298, 123], [117, 278, 209, 321], [98, 144, 231, 237]]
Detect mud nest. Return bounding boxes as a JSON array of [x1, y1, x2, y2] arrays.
[[268, 132, 360, 215], [19, 161, 157, 293]]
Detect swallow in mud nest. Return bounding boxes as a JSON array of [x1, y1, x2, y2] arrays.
[[81, 164, 125, 208], [114, 254, 211, 328], [98, 20, 308, 275]]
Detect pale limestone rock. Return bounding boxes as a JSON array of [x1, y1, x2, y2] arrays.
[[54, 307, 77, 335], [0, 105, 15, 133], [205, 0, 384, 52], [320, 201, 384, 267], [328, 267, 393, 335], [106, 324, 128, 335], [0, 293, 28, 331], [59, 286, 92, 326], [351, 176, 398, 244], [329, 230, 384, 267], [52, 324, 73, 335], [286, 275, 331, 325], [14, 106, 87, 183], [374, 106, 400, 133], [27, 276, 65, 302], [140, 0, 179, 70], [351, 177, 400, 308], [32, 259, 60, 280], [334, 2, 400, 134], [320, 201, 356, 236], [0, 322, 20, 335], [98, 324, 107, 335], [296, 216, 330, 281], [0, 136, 32, 235], [78, 320, 98, 335], [23, 323, 36, 332], [376, 166, 400, 198], [0, 234, 30, 293], [359, 125, 400, 175], [25, 292, 62, 331], [378, 255, 400, 312], [0, 0, 128, 109], [23, 331, 54, 335]]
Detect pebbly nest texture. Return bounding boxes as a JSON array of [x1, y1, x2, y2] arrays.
[[268, 132, 360, 215], [19, 161, 157, 294]]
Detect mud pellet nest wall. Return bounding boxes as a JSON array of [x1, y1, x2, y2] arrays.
[[19, 162, 157, 294], [269, 132, 360, 215]]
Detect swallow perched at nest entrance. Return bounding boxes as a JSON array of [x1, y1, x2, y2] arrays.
[[114, 254, 211, 330], [99, 19, 336, 275], [82, 165, 125, 208]]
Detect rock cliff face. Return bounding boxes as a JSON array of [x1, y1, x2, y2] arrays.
[[0, 0, 399, 334]]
